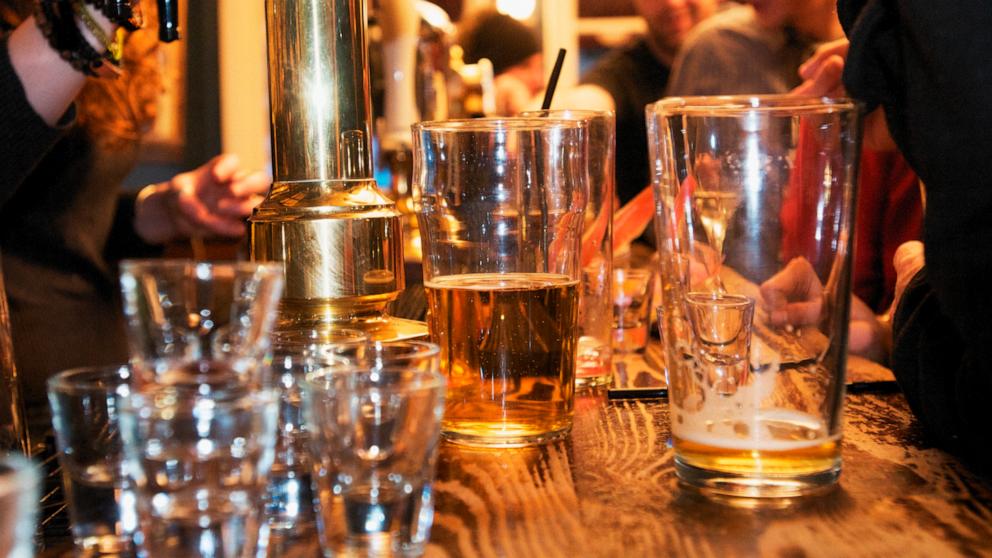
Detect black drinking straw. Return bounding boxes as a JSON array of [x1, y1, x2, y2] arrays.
[[540, 48, 567, 110]]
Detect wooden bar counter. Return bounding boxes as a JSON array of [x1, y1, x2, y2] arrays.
[[421, 349, 992, 557], [40, 345, 992, 557]]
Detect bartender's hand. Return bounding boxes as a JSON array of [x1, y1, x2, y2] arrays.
[[791, 38, 897, 152], [134, 154, 269, 245]]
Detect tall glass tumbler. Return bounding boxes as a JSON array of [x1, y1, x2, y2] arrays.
[[120, 384, 279, 557], [119, 260, 284, 387], [521, 110, 615, 388], [48, 365, 136, 555], [302, 364, 445, 557], [413, 118, 588, 447], [647, 96, 860, 498]]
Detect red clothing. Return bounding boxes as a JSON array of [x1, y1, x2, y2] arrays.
[[780, 125, 922, 314], [853, 150, 923, 312]]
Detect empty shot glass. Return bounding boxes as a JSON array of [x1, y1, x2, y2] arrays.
[[612, 268, 655, 353], [118, 259, 285, 387], [302, 361, 446, 557], [0, 453, 38, 558], [120, 383, 279, 557], [48, 365, 137, 556]]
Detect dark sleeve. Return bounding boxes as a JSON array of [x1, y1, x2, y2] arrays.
[[891, 268, 992, 472], [104, 191, 164, 262], [0, 34, 74, 204], [843, 0, 992, 476]]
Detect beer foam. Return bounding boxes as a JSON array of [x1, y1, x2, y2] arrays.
[[675, 408, 837, 452]]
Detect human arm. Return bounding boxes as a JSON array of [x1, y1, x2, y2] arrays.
[[132, 154, 269, 245], [1, 11, 115, 200]]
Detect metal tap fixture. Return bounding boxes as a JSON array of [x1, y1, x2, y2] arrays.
[[252, 0, 426, 340]]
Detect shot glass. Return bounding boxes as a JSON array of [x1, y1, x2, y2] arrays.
[[301, 363, 445, 557], [363, 340, 441, 373], [265, 328, 368, 539], [47, 365, 136, 556], [414, 118, 586, 447], [612, 268, 654, 353], [118, 259, 284, 387], [0, 453, 38, 558], [120, 383, 279, 557]]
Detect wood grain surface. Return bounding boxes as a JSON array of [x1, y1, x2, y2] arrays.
[[426, 389, 992, 557]]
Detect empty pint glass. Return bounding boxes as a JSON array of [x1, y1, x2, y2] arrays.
[[413, 118, 587, 447], [648, 96, 860, 498]]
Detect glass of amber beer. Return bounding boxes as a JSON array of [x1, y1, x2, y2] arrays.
[[413, 118, 588, 447], [647, 96, 860, 498]]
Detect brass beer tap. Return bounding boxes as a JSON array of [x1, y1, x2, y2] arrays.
[[251, 0, 427, 340]]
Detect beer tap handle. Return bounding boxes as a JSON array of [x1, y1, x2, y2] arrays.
[[157, 0, 180, 42]]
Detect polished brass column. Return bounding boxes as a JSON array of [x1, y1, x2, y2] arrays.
[[251, 0, 426, 340]]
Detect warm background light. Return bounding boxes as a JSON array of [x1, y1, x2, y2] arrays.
[[496, 0, 536, 20]]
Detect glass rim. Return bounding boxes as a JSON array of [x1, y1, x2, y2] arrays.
[[47, 364, 132, 395], [302, 365, 446, 393], [650, 94, 858, 116], [413, 117, 586, 133], [271, 327, 368, 348], [119, 258, 284, 277], [368, 339, 441, 359], [518, 108, 616, 120]]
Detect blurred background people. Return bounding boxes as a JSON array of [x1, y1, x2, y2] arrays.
[[1, 0, 267, 431], [458, 10, 543, 115], [551, 0, 719, 205]]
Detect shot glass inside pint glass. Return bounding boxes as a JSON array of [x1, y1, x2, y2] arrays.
[[649, 95, 860, 499]]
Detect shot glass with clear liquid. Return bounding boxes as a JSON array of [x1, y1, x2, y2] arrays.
[[264, 327, 369, 550], [301, 362, 445, 557], [48, 365, 137, 556], [120, 382, 279, 557], [612, 267, 655, 353]]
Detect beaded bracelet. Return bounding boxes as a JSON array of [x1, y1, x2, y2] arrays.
[[88, 0, 142, 32], [34, 0, 121, 78]]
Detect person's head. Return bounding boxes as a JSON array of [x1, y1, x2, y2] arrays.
[[460, 11, 541, 78], [747, 0, 843, 41], [633, 0, 718, 61]]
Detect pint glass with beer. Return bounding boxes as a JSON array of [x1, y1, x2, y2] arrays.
[[413, 118, 587, 447], [648, 96, 860, 498]]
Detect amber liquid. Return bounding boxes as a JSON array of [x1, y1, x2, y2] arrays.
[[674, 436, 839, 478], [425, 273, 578, 446]]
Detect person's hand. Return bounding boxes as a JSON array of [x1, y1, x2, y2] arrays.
[[883, 240, 926, 323], [791, 38, 897, 152], [793, 38, 849, 98], [760, 257, 890, 361], [759, 257, 824, 328], [134, 154, 269, 245]]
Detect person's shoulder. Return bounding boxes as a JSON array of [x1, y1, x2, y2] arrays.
[[582, 36, 663, 82], [681, 4, 767, 53]]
